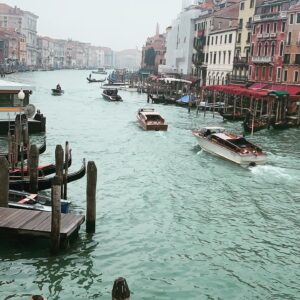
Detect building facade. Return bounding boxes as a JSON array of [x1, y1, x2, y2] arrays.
[[282, 3, 300, 84], [248, 0, 294, 83]]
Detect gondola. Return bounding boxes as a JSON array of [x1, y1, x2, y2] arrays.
[[1, 138, 46, 162], [9, 159, 86, 192], [87, 77, 106, 83], [9, 149, 72, 178], [8, 189, 71, 213], [51, 88, 64, 95]]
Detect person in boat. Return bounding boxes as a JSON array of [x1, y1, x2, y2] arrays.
[[56, 83, 61, 91], [204, 129, 211, 137], [89, 73, 92, 79]]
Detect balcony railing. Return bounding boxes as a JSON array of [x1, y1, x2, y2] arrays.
[[270, 33, 276, 38], [252, 56, 273, 63], [229, 75, 249, 83], [233, 57, 248, 64], [246, 22, 252, 29], [263, 33, 270, 38], [257, 33, 263, 38], [253, 11, 287, 22]]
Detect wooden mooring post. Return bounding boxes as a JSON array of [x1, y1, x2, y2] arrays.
[[55, 144, 64, 196], [63, 141, 69, 199], [112, 277, 130, 300], [86, 161, 97, 233], [0, 156, 9, 208], [29, 145, 39, 193], [51, 175, 62, 254]]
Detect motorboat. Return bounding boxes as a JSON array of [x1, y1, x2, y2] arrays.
[[192, 127, 267, 166], [102, 89, 122, 101], [137, 108, 168, 131], [8, 189, 71, 213], [0, 80, 46, 134]]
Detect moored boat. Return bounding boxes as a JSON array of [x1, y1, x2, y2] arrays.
[[92, 67, 107, 75], [102, 89, 122, 101], [9, 159, 86, 192], [137, 108, 168, 131], [192, 127, 267, 166], [0, 80, 46, 134], [8, 189, 71, 213]]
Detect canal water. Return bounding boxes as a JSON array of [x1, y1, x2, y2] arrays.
[[0, 70, 299, 300]]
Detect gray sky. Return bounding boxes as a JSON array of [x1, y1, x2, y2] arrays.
[[4, 0, 182, 51]]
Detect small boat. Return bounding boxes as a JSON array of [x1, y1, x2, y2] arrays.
[[102, 89, 122, 101], [92, 68, 107, 75], [9, 159, 86, 192], [51, 88, 64, 96], [137, 108, 168, 131], [192, 127, 267, 166], [87, 77, 106, 83], [9, 149, 72, 178], [8, 189, 71, 213]]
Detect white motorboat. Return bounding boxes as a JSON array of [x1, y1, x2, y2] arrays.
[[192, 127, 267, 166]]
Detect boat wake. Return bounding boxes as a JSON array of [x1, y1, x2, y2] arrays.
[[250, 164, 293, 180]]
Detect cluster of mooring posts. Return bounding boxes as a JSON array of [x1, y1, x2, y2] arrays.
[[0, 103, 97, 254]]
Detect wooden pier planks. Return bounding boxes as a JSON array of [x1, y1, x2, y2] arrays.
[[0, 207, 85, 238]]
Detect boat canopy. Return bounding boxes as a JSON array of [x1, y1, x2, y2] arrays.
[[0, 79, 35, 91], [176, 95, 196, 103]]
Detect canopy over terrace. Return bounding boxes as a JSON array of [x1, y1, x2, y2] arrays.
[[203, 84, 269, 99]]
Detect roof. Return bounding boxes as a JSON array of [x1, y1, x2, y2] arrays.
[[0, 79, 34, 91]]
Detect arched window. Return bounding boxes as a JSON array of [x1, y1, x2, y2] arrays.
[[271, 42, 276, 56], [258, 43, 262, 56], [280, 41, 284, 56], [264, 42, 268, 56]]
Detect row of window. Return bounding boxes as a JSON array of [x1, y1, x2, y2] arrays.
[[208, 34, 233, 46], [289, 12, 300, 25], [208, 50, 232, 65], [251, 41, 284, 57], [249, 65, 299, 82], [253, 21, 286, 34], [240, 0, 255, 11]]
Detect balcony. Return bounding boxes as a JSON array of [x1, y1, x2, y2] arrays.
[[270, 33, 276, 38], [238, 23, 243, 30], [252, 56, 273, 63], [253, 11, 287, 22], [257, 33, 263, 38], [229, 75, 249, 84], [263, 33, 270, 38], [246, 22, 252, 29]]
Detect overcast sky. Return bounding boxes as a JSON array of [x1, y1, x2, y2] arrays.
[[3, 0, 183, 51]]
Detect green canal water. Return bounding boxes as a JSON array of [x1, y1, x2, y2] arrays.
[[0, 70, 300, 300]]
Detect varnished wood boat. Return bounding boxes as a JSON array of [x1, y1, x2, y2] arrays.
[[137, 108, 168, 131], [192, 127, 267, 166], [9, 159, 86, 192], [8, 189, 71, 213]]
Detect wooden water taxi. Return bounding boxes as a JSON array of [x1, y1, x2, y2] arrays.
[[192, 127, 267, 166], [137, 108, 168, 131]]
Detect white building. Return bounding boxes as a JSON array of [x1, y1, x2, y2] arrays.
[[206, 2, 239, 85], [165, 1, 203, 75]]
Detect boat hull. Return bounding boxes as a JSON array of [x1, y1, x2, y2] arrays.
[[193, 134, 267, 166], [137, 116, 168, 131]]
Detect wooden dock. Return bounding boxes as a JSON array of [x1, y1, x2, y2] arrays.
[[0, 207, 85, 238]]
